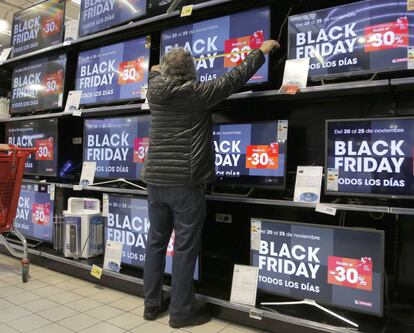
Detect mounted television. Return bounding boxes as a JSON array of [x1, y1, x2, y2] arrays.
[[75, 37, 150, 106], [79, 0, 147, 37], [250, 218, 384, 316], [325, 117, 414, 199], [83, 115, 150, 180], [11, 0, 65, 57], [288, 0, 414, 80], [10, 54, 66, 115], [14, 182, 55, 243], [213, 121, 288, 188], [106, 194, 199, 279], [161, 6, 270, 84]]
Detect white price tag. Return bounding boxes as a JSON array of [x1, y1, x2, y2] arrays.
[[294, 166, 323, 203], [142, 99, 150, 110], [0, 48, 12, 64], [65, 90, 82, 113], [73, 185, 83, 191], [315, 204, 337, 216], [64, 20, 79, 42], [327, 168, 339, 192], [104, 241, 123, 272], [80, 161, 96, 186], [280, 58, 310, 91], [230, 265, 259, 307], [250, 219, 262, 251], [141, 83, 148, 99], [72, 109, 82, 117], [102, 193, 109, 218], [277, 120, 288, 141]]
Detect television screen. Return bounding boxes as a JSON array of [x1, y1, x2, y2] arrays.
[[83, 115, 150, 180], [75, 37, 150, 105], [106, 194, 199, 279], [11, 0, 65, 57], [213, 121, 288, 188], [161, 7, 270, 84], [5, 119, 58, 176], [250, 218, 384, 316], [288, 0, 414, 79], [10, 54, 66, 115], [325, 117, 414, 199], [79, 0, 147, 37], [14, 182, 55, 242]]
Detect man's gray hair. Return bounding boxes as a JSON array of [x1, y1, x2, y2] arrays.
[[161, 47, 197, 81]]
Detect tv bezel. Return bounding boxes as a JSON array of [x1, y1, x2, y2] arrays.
[[287, 0, 412, 81], [159, 6, 272, 87], [250, 217, 385, 317], [324, 116, 414, 200], [11, 0, 66, 57], [76, 36, 151, 107], [213, 120, 288, 190]]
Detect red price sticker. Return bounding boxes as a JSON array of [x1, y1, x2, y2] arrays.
[[35, 138, 54, 161], [364, 17, 408, 53], [133, 137, 149, 163], [224, 30, 264, 68], [246, 143, 279, 169], [32, 203, 51, 226], [118, 57, 146, 85], [42, 12, 62, 37], [167, 231, 175, 257], [327, 256, 373, 291], [43, 70, 63, 95]]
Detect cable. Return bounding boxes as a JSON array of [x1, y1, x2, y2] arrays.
[[369, 212, 385, 221], [277, 7, 293, 42]]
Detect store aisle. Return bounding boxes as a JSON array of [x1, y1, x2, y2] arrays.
[[0, 254, 267, 333]]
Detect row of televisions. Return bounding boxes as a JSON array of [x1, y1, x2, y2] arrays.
[[4, 116, 414, 200], [9, 0, 414, 114], [15, 183, 385, 317]]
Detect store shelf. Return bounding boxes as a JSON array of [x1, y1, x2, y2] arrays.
[[2, 42, 70, 65], [79, 103, 146, 117], [390, 77, 414, 92], [389, 207, 414, 215], [0, 111, 72, 123]]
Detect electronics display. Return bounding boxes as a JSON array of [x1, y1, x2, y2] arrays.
[[250, 218, 384, 316], [10, 54, 66, 115], [147, 0, 205, 17], [5, 119, 58, 176], [14, 182, 55, 243], [213, 121, 288, 188], [326, 117, 414, 199], [288, 0, 414, 79], [75, 37, 150, 105], [79, 0, 147, 37], [11, 0, 65, 57], [161, 7, 270, 84], [83, 115, 150, 180], [106, 194, 199, 279]]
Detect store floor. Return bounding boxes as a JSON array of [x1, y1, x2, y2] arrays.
[[0, 254, 268, 333]]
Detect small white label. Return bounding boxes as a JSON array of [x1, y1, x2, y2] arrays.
[[142, 99, 150, 110], [102, 193, 109, 218], [72, 137, 82, 145], [277, 120, 288, 141], [141, 83, 148, 99], [230, 265, 259, 307], [327, 168, 339, 192], [0, 48, 12, 64], [72, 109, 82, 117], [64, 20, 79, 42], [73, 185, 83, 191], [80, 161, 96, 186], [249, 309, 263, 320], [49, 184, 55, 201], [281, 58, 310, 89], [294, 166, 323, 203], [65, 90, 82, 113], [58, 93, 63, 107], [316, 204, 337, 216], [104, 240, 123, 272], [250, 219, 262, 251]]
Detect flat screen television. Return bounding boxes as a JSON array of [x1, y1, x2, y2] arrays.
[[161, 6, 270, 84], [250, 218, 384, 316], [288, 0, 414, 80], [11, 0, 65, 57], [325, 117, 414, 199], [14, 182, 55, 243], [106, 194, 199, 279], [75, 37, 150, 105], [79, 0, 147, 37], [83, 115, 150, 180], [10, 54, 66, 115], [212, 121, 288, 188]]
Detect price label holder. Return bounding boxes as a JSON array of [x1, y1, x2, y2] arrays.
[[409, 0, 414, 11], [0, 48, 12, 65], [293, 166, 323, 203], [316, 204, 337, 216], [279, 58, 310, 94], [249, 309, 263, 320], [103, 240, 123, 272], [230, 265, 259, 307], [250, 219, 262, 251], [65, 90, 82, 113], [79, 161, 96, 186], [181, 5, 194, 17], [73, 185, 83, 191], [90, 265, 103, 279], [102, 194, 109, 218], [64, 20, 79, 42]]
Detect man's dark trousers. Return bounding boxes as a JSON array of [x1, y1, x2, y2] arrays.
[[144, 185, 206, 319]]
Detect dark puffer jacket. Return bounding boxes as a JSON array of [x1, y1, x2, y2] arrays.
[[141, 49, 265, 186]]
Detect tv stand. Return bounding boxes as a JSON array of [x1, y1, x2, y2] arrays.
[[211, 185, 254, 198], [261, 299, 359, 328]]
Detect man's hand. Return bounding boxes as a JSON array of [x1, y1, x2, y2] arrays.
[[260, 40, 280, 55], [151, 65, 161, 72]]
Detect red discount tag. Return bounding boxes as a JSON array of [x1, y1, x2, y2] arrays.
[[246, 143, 279, 169], [224, 30, 264, 68], [327, 256, 373, 291], [364, 17, 408, 53], [32, 203, 51, 226], [167, 231, 175, 257], [118, 57, 146, 85], [43, 70, 63, 95], [35, 138, 54, 161], [133, 137, 149, 163], [42, 12, 62, 37]]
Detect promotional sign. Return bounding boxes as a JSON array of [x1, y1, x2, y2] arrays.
[[250, 218, 384, 316], [11, 0, 65, 57], [326, 118, 414, 199], [11, 54, 66, 114], [76, 37, 150, 105], [83, 116, 150, 180], [161, 7, 270, 84], [14, 182, 55, 242], [5, 119, 58, 176], [79, 0, 147, 37], [288, 0, 414, 79], [105, 194, 199, 279], [213, 121, 287, 188]]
